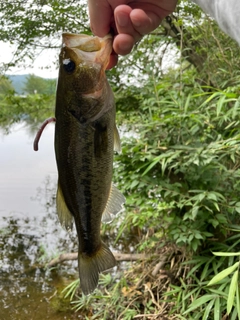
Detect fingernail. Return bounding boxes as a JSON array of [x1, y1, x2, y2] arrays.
[[116, 12, 129, 27]]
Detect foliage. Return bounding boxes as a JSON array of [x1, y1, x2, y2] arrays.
[[0, 0, 90, 70], [109, 24, 240, 316], [61, 272, 153, 319], [113, 71, 240, 253], [0, 75, 14, 94], [0, 92, 54, 132], [1, 0, 240, 319], [163, 233, 240, 320], [23, 74, 56, 94], [57, 72, 240, 318]]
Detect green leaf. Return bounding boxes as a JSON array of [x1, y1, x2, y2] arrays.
[[214, 297, 220, 320], [236, 282, 240, 319], [208, 262, 239, 286], [191, 239, 200, 252], [213, 252, 240, 257], [201, 260, 214, 281], [207, 192, 218, 202], [227, 270, 238, 315], [183, 295, 216, 314], [208, 288, 228, 298], [130, 180, 139, 189], [231, 308, 238, 320], [213, 202, 220, 212], [192, 206, 199, 219], [235, 207, 240, 214], [203, 299, 215, 320], [216, 95, 226, 116], [141, 155, 161, 176]]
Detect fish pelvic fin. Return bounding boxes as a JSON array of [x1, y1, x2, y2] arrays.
[[56, 182, 73, 231], [102, 184, 126, 223], [114, 124, 121, 153], [78, 242, 116, 295]]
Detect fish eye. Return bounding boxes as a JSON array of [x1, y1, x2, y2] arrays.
[[63, 59, 76, 73]]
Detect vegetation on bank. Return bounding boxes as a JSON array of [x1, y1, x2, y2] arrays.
[[1, 0, 240, 319], [0, 75, 55, 131]]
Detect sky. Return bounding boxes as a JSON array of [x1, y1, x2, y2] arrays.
[[0, 36, 179, 80], [0, 41, 59, 78]]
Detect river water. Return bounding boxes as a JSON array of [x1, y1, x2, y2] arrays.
[[0, 121, 136, 319], [0, 123, 82, 319]]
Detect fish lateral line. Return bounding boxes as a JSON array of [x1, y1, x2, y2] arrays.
[[33, 117, 56, 151]]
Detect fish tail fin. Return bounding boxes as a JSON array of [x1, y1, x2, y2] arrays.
[[78, 242, 116, 295]]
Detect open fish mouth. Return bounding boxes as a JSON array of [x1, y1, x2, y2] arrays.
[[61, 33, 112, 67]]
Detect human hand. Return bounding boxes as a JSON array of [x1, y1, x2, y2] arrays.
[[88, 0, 178, 68]]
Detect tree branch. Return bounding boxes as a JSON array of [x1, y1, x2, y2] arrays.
[[47, 252, 149, 268]]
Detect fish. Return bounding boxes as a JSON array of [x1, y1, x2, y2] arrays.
[[54, 33, 125, 295]]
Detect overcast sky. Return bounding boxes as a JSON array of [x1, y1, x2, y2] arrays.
[[0, 41, 59, 78]]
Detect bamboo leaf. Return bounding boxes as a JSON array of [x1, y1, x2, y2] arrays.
[[216, 95, 226, 117], [227, 270, 238, 315], [141, 155, 161, 176], [208, 262, 239, 286], [230, 308, 238, 320], [236, 282, 240, 319], [212, 252, 240, 257], [183, 295, 215, 314], [214, 297, 220, 320], [203, 299, 215, 320]]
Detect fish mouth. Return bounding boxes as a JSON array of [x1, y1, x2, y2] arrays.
[[61, 33, 112, 67]]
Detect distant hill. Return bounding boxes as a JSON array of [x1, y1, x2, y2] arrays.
[[6, 74, 57, 95], [7, 74, 28, 94]]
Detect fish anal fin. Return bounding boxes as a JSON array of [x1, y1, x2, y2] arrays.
[[56, 182, 73, 231], [114, 124, 121, 153], [102, 184, 125, 223], [78, 242, 116, 295]]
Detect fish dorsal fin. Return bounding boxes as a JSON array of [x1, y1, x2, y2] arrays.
[[114, 124, 121, 153], [56, 181, 73, 231], [102, 184, 125, 223]]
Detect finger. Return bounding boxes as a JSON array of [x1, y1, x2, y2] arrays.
[[88, 0, 112, 37], [106, 52, 118, 69], [130, 8, 162, 36], [114, 5, 142, 42], [113, 33, 135, 55], [130, 1, 177, 19]]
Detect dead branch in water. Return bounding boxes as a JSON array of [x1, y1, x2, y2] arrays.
[[47, 252, 149, 268]]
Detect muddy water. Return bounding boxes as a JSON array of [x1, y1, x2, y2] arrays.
[[0, 123, 82, 319]]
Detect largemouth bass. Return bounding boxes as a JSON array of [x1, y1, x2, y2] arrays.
[[54, 33, 125, 295]]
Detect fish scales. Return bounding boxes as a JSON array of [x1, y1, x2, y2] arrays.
[[54, 33, 125, 295], [55, 108, 115, 250]]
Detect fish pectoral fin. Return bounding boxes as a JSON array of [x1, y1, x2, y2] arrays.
[[114, 124, 121, 153], [56, 182, 73, 231], [78, 242, 116, 295], [102, 184, 125, 223], [94, 121, 108, 157]]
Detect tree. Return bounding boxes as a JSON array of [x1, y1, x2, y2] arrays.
[[0, 0, 90, 71], [1, 1, 240, 318], [23, 74, 56, 94], [0, 76, 14, 94]]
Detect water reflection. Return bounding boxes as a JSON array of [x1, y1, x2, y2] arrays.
[[0, 123, 80, 319], [0, 122, 56, 216], [0, 122, 138, 319]]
